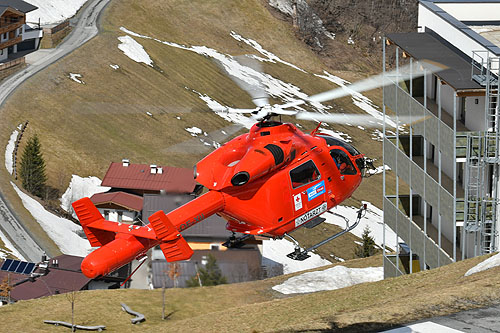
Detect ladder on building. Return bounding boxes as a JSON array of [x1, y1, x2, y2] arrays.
[[467, 53, 500, 255], [481, 56, 500, 254], [464, 132, 484, 235]]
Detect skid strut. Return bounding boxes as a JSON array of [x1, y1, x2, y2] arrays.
[[287, 204, 367, 261], [222, 233, 254, 248]]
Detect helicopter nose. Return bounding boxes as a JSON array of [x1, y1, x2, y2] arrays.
[[231, 171, 250, 186]]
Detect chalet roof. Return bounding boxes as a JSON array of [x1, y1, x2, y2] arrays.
[[386, 32, 483, 92], [0, 255, 90, 301], [101, 162, 196, 193], [0, 0, 37, 14], [151, 249, 262, 287], [142, 193, 231, 239], [90, 191, 143, 211]]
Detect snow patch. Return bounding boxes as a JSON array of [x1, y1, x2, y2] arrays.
[[185, 127, 203, 136], [0, 228, 25, 261], [117, 36, 153, 67], [12, 182, 90, 256], [367, 165, 391, 176], [465, 252, 500, 276], [60, 175, 110, 219], [119, 27, 330, 116], [262, 238, 331, 274], [110, 64, 120, 70], [5, 128, 20, 174], [230, 31, 306, 73], [273, 266, 383, 294], [25, 0, 87, 25], [69, 73, 84, 84], [325, 202, 400, 250], [317, 127, 352, 143]]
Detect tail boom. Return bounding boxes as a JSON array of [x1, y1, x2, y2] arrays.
[[73, 191, 225, 278]]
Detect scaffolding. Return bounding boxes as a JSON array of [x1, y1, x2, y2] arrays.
[[465, 52, 500, 256]]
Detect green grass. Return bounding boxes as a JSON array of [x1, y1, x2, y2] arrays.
[[1, 254, 500, 332]]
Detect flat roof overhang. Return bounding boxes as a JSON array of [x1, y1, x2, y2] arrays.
[[386, 32, 485, 95]]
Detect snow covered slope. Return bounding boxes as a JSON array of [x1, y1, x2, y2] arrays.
[[25, 0, 88, 25]]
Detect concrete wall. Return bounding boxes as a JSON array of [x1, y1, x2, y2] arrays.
[[465, 96, 487, 131], [0, 48, 7, 62], [436, 3, 500, 22], [97, 208, 136, 223], [418, 3, 495, 60]]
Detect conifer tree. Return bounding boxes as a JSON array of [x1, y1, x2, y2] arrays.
[[186, 254, 227, 287], [355, 226, 377, 258], [19, 135, 47, 197]]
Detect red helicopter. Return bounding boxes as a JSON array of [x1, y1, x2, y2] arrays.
[[72, 59, 437, 279]]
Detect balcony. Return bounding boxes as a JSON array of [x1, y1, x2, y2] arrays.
[[414, 97, 470, 132], [0, 36, 22, 50], [384, 82, 455, 162], [384, 196, 453, 268], [384, 137, 455, 225], [0, 20, 23, 36]]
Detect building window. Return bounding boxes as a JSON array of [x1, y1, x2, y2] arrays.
[[118, 211, 123, 222], [104, 210, 109, 220]]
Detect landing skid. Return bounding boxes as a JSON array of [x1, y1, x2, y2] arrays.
[[287, 204, 367, 261]]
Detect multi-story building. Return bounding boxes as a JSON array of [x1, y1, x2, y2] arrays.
[[383, 0, 500, 277], [0, 0, 41, 64]]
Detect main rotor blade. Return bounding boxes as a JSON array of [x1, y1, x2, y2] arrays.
[[219, 55, 270, 107], [164, 124, 244, 154], [308, 60, 446, 104], [297, 112, 429, 127]]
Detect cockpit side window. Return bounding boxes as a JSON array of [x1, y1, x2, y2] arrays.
[[330, 149, 357, 175], [290, 160, 321, 188]]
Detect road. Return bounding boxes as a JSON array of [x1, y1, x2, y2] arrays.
[[0, 0, 111, 262], [382, 303, 500, 333]]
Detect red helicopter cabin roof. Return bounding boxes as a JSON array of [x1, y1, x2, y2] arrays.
[[101, 162, 196, 193], [90, 191, 143, 211]]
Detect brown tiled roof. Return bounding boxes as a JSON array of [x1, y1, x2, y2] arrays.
[[101, 162, 196, 193], [0, 255, 90, 301], [90, 191, 143, 211]]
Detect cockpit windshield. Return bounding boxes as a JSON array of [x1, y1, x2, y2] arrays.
[[319, 135, 361, 156]]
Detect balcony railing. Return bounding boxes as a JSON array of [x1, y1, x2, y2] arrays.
[[0, 36, 22, 50], [384, 137, 455, 224], [0, 20, 23, 36], [384, 196, 453, 269], [384, 82, 458, 162]]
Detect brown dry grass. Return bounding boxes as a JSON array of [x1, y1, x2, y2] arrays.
[[1, 254, 499, 332]]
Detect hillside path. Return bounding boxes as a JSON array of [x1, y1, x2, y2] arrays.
[[0, 0, 111, 261]]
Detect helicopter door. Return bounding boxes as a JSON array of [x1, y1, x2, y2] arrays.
[[289, 160, 326, 227]]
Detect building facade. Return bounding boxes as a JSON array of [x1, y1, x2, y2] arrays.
[[0, 0, 42, 63], [383, 0, 500, 277]]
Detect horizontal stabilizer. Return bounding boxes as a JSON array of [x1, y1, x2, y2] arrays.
[[148, 210, 193, 262], [72, 197, 115, 247]]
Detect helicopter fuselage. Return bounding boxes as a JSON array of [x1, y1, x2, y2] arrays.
[[73, 121, 366, 278]]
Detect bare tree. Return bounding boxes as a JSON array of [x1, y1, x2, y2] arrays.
[[162, 262, 182, 320], [65, 290, 77, 332], [0, 274, 13, 304]]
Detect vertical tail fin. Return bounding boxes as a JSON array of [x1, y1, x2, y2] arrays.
[[148, 210, 193, 262], [72, 198, 115, 247]]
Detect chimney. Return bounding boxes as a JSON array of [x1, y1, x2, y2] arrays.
[[122, 159, 130, 167], [157, 167, 163, 174], [150, 164, 157, 174]]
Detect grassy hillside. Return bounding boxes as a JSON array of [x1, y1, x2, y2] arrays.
[[1, 254, 499, 332], [0, 0, 396, 257]]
